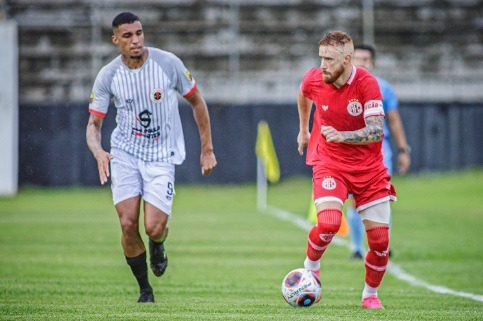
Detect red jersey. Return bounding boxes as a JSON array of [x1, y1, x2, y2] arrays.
[[301, 66, 384, 172]]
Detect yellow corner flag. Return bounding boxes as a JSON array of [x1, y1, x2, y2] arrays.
[[255, 121, 280, 183], [307, 196, 349, 236]]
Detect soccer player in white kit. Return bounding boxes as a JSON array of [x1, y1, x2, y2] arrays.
[[86, 12, 217, 303]]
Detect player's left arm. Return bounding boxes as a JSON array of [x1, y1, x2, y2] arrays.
[[323, 75, 384, 144], [185, 89, 217, 176], [322, 115, 384, 144]]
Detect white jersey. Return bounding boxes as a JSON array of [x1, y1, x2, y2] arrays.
[[88, 47, 197, 163]]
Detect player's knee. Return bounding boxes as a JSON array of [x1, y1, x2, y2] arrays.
[[119, 217, 139, 237], [316, 222, 340, 237], [145, 221, 167, 241], [316, 209, 342, 239]]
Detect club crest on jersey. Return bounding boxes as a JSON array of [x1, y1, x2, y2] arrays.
[[322, 105, 329, 111], [322, 176, 336, 190], [347, 99, 363, 116], [150, 89, 164, 103]]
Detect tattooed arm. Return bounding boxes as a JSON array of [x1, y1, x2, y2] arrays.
[[321, 115, 384, 144]]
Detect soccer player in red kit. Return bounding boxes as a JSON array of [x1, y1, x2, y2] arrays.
[[297, 31, 397, 309]]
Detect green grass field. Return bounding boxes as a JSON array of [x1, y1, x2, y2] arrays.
[[1, 170, 482, 320]]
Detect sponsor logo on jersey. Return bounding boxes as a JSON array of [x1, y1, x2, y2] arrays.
[[89, 93, 94, 104], [137, 110, 152, 128], [322, 176, 336, 190], [133, 110, 161, 140], [150, 89, 164, 103], [185, 69, 193, 82], [347, 99, 363, 116], [125, 98, 134, 104]]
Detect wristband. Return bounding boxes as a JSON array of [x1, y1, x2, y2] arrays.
[[398, 146, 411, 154]]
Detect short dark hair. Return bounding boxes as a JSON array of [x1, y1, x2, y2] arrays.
[[354, 44, 376, 60], [112, 12, 140, 29]]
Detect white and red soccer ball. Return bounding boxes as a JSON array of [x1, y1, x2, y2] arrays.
[[281, 268, 322, 307]]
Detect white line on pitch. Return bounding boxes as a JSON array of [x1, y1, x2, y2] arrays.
[[263, 205, 483, 303]]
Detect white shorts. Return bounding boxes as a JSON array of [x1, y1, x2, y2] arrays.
[[110, 148, 175, 216]]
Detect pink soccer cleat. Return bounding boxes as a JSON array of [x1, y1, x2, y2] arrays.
[[361, 295, 384, 309]]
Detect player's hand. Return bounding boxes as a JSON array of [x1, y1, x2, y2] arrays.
[[94, 149, 113, 185], [397, 152, 411, 175], [201, 151, 217, 176], [297, 130, 310, 155], [321, 125, 344, 143]]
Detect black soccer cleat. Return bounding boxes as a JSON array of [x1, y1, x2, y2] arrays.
[[137, 289, 155, 303], [149, 231, 168, 277]]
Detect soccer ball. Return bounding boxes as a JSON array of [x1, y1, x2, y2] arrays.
[[281, 268, 322, 307]]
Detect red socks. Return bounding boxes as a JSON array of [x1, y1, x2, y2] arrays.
[[306, 209, 342, 261], [365, 226, 390, 288], [306, 210, 389, 289]]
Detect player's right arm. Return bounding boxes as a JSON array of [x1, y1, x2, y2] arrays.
[[86, 114, 112, 185], [297, 89, 313, 156]]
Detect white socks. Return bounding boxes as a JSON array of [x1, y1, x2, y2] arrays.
[[362, 283, 378, 299], [304, 257, 320, 271]]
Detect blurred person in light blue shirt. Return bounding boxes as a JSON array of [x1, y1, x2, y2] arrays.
[[347, 44, 411, 260]]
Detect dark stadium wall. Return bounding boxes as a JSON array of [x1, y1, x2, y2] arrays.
[[18, 103, 483, 186]]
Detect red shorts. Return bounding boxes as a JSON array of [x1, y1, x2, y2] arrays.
[[312, 163, 397, 212]]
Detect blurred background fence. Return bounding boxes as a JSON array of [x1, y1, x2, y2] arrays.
[[2, 0, 483, 186], [19, 102, 483, 185]]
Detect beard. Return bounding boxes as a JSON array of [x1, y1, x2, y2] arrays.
[[323, 64, 345, 84]]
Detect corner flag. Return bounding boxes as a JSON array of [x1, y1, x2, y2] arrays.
[[255, 121, 280, 210], [255, 121, 280, 183]]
